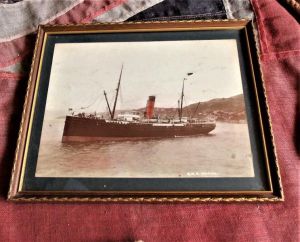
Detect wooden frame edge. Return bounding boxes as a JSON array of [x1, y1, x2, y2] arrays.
[[8, 26, 46, 200]]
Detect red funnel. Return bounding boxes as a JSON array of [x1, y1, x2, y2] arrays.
[[145, 96, 155, 119]]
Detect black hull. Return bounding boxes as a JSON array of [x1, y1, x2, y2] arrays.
[[62, 116, 216, 142]]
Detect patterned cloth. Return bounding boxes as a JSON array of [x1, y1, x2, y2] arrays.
[[0, 0, 299, 241], [128, 0, 227, 21], [0, 0, 253, 72]]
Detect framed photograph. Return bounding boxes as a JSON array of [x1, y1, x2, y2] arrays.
[[8, 20, 283, 202]]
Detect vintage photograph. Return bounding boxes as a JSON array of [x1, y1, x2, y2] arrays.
[[35, 39, 254, 178]]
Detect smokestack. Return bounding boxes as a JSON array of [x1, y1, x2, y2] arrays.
[[145, 96, 155, 119]]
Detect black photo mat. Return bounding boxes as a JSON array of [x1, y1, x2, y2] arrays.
[[21, 28, 271, 193]]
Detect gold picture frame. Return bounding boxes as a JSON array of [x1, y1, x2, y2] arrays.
[[8, 20, 283, 202]]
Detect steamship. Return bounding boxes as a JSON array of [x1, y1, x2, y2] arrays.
[[62, 65, 216, 142]]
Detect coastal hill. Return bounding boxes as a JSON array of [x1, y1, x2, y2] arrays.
[[185, 94, 245, 113]]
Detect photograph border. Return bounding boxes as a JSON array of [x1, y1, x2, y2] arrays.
[[8, 20, 283, 202]]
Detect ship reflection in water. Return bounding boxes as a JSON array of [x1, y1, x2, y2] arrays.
[[36, 120, 254, 178]]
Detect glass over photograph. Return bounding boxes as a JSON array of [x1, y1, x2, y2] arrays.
[[35, 39, 254, 178]]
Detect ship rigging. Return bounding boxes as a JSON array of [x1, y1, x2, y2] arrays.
[[62, 65, 216, 142]]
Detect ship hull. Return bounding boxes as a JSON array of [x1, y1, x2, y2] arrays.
[[62, 116, 216, 142]]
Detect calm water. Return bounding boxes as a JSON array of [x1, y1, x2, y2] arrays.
[[36, 119, 254, 178]]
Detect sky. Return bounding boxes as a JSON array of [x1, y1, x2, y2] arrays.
[[44, 39, 243, 116]]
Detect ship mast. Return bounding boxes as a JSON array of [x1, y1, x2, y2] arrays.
[[191, 101, 201, 119], [177, 100, 181, 117], [179, 72, 193, 122], [179, 78, 185, 122], [103, 90, 113, 118], [111, 64, 123, 120]]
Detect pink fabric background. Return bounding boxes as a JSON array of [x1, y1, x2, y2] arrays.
[[0, 0, 299, 241]]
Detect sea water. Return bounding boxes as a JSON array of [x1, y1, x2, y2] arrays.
[[35, 119, 254, 178]]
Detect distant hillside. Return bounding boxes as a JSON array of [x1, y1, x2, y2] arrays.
[[184, 94, 245, 113], [184, 94, 246, 122]]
